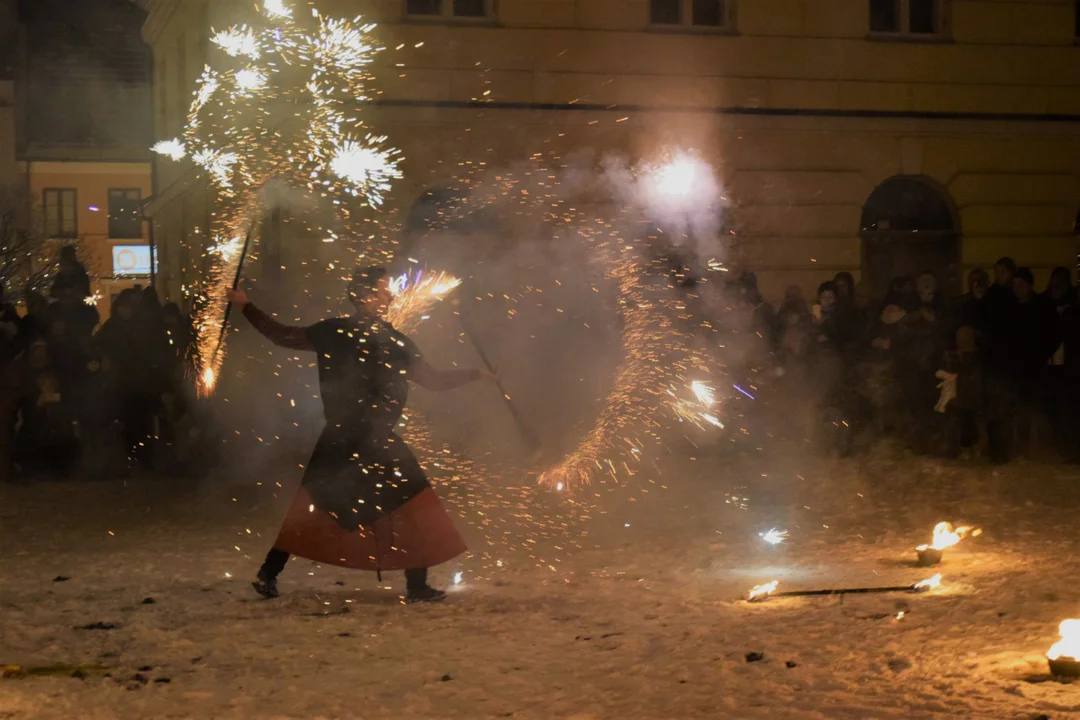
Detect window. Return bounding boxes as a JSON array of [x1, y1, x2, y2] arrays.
[[869, 0, 943, 36], [108, 189, 144, 239], [43, 189, 77, 238], [651, 0, 729, 28], [405, 0, 491, 19]]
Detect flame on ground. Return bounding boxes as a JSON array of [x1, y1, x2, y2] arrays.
[[1048, 618, 1080, 661], [747, 580, 779, 602], [916, 521, 976, 552], [912, 573, 942, 591]]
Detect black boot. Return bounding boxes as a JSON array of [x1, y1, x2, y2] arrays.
[[404, 567, 445, 603], [252, 548, 288, 599], [405, 585, 446, 604]]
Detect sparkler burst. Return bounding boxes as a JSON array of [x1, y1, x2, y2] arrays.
[[760, 528, 788, 545], [151, 139, 186, 161], [386, 269, 462, 332], [152, 4, 402, 394], [329, 139, 402, 206]]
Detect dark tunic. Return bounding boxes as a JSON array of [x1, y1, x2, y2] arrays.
[[243, 304, 465, 572], [303, 315, 429, 529]]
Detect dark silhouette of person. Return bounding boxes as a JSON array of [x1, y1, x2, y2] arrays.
[[50, 245, 91, 300], [1008, 267, 1058, 457], [229, 266, 495, 603]]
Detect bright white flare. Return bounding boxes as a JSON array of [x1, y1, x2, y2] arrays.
[[453, 572, 463, 585], [760, 528, 789, 546], [1048, 618, 1080, 661], [152, 139, 187, 161], [691, 380, 716, 408], [264, 0, 292, 18], [645, 151, 716, 210], [211, 27, 262, 58], [234, 68, 266, 92], [329, 140, 401, 205]]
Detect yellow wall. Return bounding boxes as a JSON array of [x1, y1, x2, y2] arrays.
[[24, 161, 152, 316], [144, 0, 1080, 304]]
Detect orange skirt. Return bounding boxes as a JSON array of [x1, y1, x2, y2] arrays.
[[273, 486, 466, 571]]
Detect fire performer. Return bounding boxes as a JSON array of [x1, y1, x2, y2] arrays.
[[227, 267, 494, 603]]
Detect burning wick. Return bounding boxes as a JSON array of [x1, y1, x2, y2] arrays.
[[1048, 619, 1080, 677], [759, 528, 788, 546], [915, 522, 979, 566], [201, 367, 216, 393], [746, 580, 779, 602], [453, 572, 463, 586], [911, 574, 941, 592]]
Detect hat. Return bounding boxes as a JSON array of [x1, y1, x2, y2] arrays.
[[1014, 267, 1034, 286]]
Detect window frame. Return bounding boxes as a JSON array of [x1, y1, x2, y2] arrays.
[[403, 0, 497, 23], [42, 188, 78, 239], [107, 188, 145, 240], [649, 0, 736, 32], [868, 0, 950, 41]]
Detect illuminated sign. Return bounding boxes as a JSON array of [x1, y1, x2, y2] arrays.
[[112, 245, 155, 277]]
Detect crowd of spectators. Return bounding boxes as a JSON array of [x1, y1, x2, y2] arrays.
[[726, 257, 1080, 463], [0, 248, 201, 482]]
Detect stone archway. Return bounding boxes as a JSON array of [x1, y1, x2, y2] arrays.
[[861, 175, 961, 299]]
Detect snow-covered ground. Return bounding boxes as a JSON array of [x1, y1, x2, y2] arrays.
[[3, 445, 1080, 719]]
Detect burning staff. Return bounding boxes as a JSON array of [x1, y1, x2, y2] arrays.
[[746, 575, 942, 603]]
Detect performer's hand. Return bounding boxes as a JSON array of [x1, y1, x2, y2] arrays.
[[226, 288, 249, 307]]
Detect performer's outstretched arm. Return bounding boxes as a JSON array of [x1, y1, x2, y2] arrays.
[[227, 289, 314, 352], [410, 358, 492, 392]]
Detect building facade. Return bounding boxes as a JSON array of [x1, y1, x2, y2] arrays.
[[5, 0, 153, 317], [144, 0, 1080, 304]]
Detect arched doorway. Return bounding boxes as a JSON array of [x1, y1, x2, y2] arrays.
[[861, 176, 960, 299]]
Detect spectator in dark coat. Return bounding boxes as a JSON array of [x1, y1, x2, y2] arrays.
[[50, 246, 91, 300], [95, 289, 158, 464], [953, 267, 989, 335], [895, 272, 949, 452], [1009, 267, 1058, 457]]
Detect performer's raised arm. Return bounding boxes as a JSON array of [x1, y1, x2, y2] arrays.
[[410, 358, 495, 392], [227, 288, 314, 352]]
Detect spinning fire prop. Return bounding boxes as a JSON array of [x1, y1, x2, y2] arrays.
[[915, 522, 980, 566], [1048, 618, 1080, 677], [745, 574, 943, 603], [152, 1, 401, 395]]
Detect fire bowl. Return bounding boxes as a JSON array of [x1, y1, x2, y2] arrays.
[[1048, 657, 1080, 677], [916, 548, 943, 567]]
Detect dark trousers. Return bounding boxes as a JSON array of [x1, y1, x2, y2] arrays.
[[259, 547, 429, 589]]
